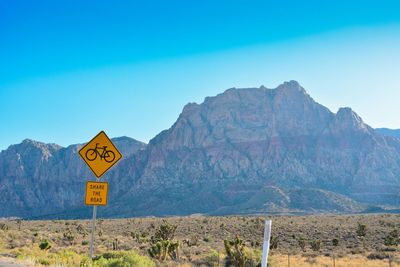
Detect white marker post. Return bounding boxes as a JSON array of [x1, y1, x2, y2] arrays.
[[261, 220, 272, 267]]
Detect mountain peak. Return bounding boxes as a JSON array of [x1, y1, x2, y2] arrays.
[[276, 80, 306, 94], [335, 107, 366, 129], [110, 136, 147, 157], [18, 139, 63, 152], [156, 81, 334, 150]]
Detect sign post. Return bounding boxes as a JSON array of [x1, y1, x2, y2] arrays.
[[89, 205, 97, 260], [79, 131, 122, 264], [261, 220, 272, 267]]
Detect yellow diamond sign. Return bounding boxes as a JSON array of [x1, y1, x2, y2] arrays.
[[79, 131, 122, 178]]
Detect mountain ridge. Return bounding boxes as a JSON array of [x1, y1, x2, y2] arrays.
[[1, 81, 399, 219]]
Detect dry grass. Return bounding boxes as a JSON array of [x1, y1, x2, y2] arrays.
[[270, 253, 400, 267], [0, 213, 399, 266]]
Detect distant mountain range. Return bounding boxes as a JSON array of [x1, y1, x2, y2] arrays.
[[1, 81, 399, 219], [375, 128, 400, 139]]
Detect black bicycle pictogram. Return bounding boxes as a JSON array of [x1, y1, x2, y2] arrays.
[[85, 143, 115, 163]]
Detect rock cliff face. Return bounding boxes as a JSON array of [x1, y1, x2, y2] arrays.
[[0, 137, 146, 217], [1, 81, 399, 218], [104, 81, 399, 217]]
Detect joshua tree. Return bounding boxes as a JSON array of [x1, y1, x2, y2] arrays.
[[270, 235, 279, 250], [63, 229, 75, 245], [310, 239, 322, 251], [298, 236, 306, 251], [356, 223, 367, 237], [224, 235, 248, 267], [148, 220, 180, 262], [16, 219, 22, 231]]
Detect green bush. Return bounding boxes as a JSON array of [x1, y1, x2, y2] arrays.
[[224, 235, 262, 267], [63, 229, 75, 245], [201, 250, 220, 266], [310, 239, 321, 251], [297, 236, 306, 251], [384, 229, 399, 246], [224, 235, 247, 266], [270, 235, 279, 249], [39, 239, 51, 250], [356, 222, 367, 237], [92, 251, 155, 267], [38, 258, 50, 265]]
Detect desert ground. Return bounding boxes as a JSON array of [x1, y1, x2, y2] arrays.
[[0, 214, 399, 266]]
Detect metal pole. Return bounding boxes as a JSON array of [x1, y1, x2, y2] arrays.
[[89, 205, 97, 262]]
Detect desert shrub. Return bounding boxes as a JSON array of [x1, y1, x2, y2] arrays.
[[270, 235, 279, 249], [38, 258, 50, 265], [224, 235, 260, 267], [92, 251, 155, 267], [80, 257, 91, 267], [332, 238, 339, 246], [39, 239, 51, 250], [367, 252, 390, 260], [63, 229, 75, 245], [198, 250, 220, 266], [0, 223, 8, 231], [76, 223, 86, 235], [297, 236, 306, 251], [112, 238, 119, 250], [184, 235, 199, 247], [131, 231, 150, 243], [54, 249, 83, 265], [245, 248, 262, 267], [356, 222, 367, 237], [310, 239, 321, 251], [384, 229, 399, 246]]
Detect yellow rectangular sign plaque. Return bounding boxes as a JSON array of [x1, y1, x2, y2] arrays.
[[85, 181, 109, 206]]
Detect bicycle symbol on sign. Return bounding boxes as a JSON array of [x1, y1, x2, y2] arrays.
[[85, 143, 116, 163]]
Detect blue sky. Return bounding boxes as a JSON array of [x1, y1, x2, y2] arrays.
[[1, 1, 400, 150]]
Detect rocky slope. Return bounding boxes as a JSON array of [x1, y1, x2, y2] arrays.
[[0, 137, 146, 218], [1, 81, 399, 218], [376, 128, 400, 139], [102, 81, 399, 217]]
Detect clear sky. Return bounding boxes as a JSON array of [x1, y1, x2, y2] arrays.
[[1, 1, 400, 150]]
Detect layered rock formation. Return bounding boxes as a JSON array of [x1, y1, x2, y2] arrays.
[[1, 81, 399, 218]]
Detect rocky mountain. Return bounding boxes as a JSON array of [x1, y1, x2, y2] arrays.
[[0, 137, 146, 218], [376, 128, 400, 139], [1, 81, 399, 219]]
